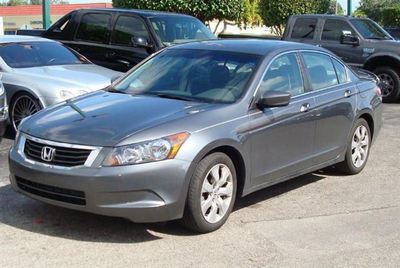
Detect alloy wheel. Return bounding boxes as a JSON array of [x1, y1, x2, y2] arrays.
[[200, 164, 234, 224], [11, 95, 40, 131], [378, 73, 395, 97], [351, 125, 370, 168]]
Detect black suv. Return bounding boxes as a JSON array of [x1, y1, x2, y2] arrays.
[[282, 15, 400, 102], [19, 8, 216, 72]]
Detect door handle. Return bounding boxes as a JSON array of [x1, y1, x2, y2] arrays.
[[300, 103, 310, 113], [106, 51, 116, 58], [344, 90, 352, 98]]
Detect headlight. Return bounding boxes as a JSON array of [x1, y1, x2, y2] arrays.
[[103, 132, 190, 166], [0, 83, 4, 96], [59, 90, 88, 99]]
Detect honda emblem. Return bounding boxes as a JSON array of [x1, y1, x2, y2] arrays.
[[41, 146, 56, 162]]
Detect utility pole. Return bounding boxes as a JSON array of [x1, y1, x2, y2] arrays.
[[347, 0, 352, 16], [42, 0, 51, 29]]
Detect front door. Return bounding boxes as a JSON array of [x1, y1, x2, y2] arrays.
[[249, 52, 316, 188], [319, 19, 364, 67]]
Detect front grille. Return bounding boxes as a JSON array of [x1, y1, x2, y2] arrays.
[[24, 139, 92, 167], [16, 177, 86, 206]]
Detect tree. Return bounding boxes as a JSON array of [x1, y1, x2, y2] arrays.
[[328, 0, 344, 15], [7, 0, 28, 5], [243, 0, 263, 27], [112, 0, 244, 23], [259, 0, 330, 35], [356, 0, 400, 25]]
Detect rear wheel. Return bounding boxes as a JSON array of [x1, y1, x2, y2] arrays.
[[374, 66, 400, 102], [338, 118, 371, 175], [10, 93, 42, 132], [182, 152, 237, 233]]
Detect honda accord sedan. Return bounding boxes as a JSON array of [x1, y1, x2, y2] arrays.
[[0, 36, 122, 132], [9, 40, 382, 233]]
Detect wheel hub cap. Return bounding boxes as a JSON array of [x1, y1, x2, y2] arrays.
[[200, 164, 233, 224], [351, 125, 369, 168]]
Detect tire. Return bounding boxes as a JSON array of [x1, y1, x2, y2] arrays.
[[337, 118, 371, 175], [374, 66, 400, 103], [10, 92, 42, 133], [182, 152, 237, 233]]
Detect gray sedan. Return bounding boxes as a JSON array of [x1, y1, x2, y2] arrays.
[[8, 40, 382, 233], [0, 36, 122, 131]]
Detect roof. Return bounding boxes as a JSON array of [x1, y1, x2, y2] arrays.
[[78, 8, 196, 18], [169, 39, 327, 56], [0, 3, 112, 16], [290, 14, 361, 20], [0, 35, 53, 44]]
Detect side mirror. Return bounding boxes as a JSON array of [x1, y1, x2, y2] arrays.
[[131, 36, 152, 48], [340, 34, 360, 46], [257, 91, 291, 110]]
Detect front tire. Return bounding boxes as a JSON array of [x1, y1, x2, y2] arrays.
[[374, 66, 400, 102], [10, 93, 42, 133], [338, 118, 371, 175], [182, 152, 237, 233]]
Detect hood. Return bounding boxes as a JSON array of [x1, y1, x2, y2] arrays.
[[13, 64, 122, 91], [20, 91, 219, 146]]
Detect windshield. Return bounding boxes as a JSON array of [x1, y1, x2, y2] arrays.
[[114, 49, 260, 104], [350, 19, 393, 40], [149, 16, 216, 46], [0, 41, 89, 68]]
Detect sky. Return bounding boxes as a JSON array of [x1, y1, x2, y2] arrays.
[[69, 0, 361, 14]]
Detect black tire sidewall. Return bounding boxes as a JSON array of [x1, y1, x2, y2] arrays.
[[374, 67, 400, 102], [184, 152, 237, 233], [344, 118, 371, 174]]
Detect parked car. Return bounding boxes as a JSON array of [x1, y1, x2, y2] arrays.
[[0, 35, 122, 132], [18, 8, 217, 72], [0, 81, 8, 141], [385, 27, 400, 40], [281, 15, 400, 102], [9, 40, 382, 233]]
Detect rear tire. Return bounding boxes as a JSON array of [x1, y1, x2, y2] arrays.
[[10, 92, 42, 133], [182, 152, 237, 233], [374, 66, 400, 102], [337, 118, 371, 175]]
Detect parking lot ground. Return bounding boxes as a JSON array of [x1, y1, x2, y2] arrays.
[[0, 104, 399, 267]]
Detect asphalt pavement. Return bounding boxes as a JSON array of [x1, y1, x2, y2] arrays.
[[0, 104, 399, 267]]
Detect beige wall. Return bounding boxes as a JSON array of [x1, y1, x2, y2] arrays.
[[2, 15, 63, 32]]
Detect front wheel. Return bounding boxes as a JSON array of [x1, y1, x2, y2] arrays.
[[10, 93, 42, 133], [374, 66, 400, 102], [182, 152, 237, 233], [338, 118, 371, 175]]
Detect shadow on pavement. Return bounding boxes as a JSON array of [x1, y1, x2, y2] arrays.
[[0, 172, 328, 240]]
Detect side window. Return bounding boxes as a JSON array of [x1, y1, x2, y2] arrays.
[[112, 16, 149, 46], [302, 52, 338, 90], [259, 53, 304, 97], [322, 19, 355, 42], [332, 58, 348, 84], [76, 13, 111, 43], [291, 18, 318, 40]]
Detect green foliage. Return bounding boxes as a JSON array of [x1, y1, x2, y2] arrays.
[[381, 5, 400, 27], [112, 0, 244, 23], [7, 0, 28, 5], [259, 0, 330, 35], [356, 0, 400, 26], [328, 0, 344, 15], [243, 0, 263, 26]]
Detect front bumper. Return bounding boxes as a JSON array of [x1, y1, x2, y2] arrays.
[[8, 145, 193, 223]]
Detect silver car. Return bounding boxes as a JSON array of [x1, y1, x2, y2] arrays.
[[9, 40, 382, 233], [0, 36, 122, 131]]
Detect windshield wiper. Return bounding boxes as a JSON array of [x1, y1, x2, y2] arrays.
[[106, 87, 127, 94], [144, 92, 197, 101]]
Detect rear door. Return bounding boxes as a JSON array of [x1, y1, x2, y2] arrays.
[[287, 17, 319, 45], [249, 52, 316, 188], [319, 19, 364, 66], [107, 14, 153, 72], [71, 12, 113, 68], [300, 52, 357, 164]]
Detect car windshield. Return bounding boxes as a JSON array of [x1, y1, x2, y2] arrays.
[[149, 16, 216, 46], [113, 49, 260, 104], [0, 41, 90, 68], [350, 19, 393, 40]]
